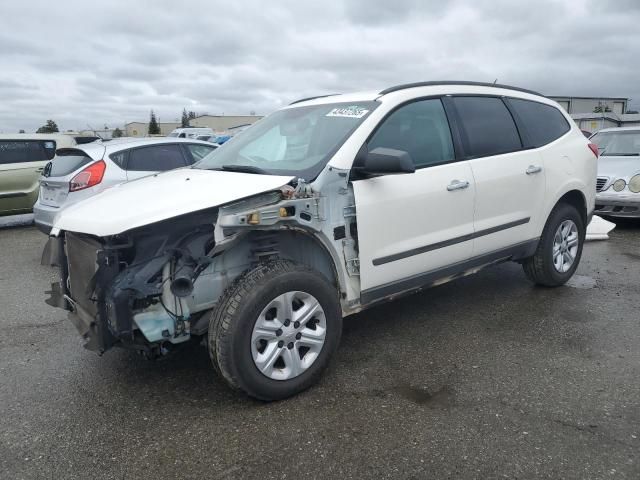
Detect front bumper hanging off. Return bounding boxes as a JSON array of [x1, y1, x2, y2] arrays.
[[42, 234, 119, 353]]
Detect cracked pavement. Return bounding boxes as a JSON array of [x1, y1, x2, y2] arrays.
[[0, 222, 639, 479]]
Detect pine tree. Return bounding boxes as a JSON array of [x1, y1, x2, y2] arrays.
[[148, 110, 160, 135], [181, 108, 189, 128], [36, 120, 59, 133], [188, 111, 197, 120], [112, 127, 123, 138]]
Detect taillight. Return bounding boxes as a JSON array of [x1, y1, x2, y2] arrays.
[[588, 143, 599, 158], [69, 160, 106, 192]]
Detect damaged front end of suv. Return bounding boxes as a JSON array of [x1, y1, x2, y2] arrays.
[[42, 175, 358, 359], [43, 207, 219, 356], [41, 98, 378, 399]]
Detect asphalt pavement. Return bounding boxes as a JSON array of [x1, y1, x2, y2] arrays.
[[1, 221, 639, 479]]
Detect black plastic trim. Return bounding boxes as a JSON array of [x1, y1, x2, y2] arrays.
[[361, 239, 539, 306], [379, 81, 543, 97], [289, 94, 340, 105], [373, 217, 530, 266]]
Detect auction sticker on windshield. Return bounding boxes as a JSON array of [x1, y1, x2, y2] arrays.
[[326, 106, 370, 118]]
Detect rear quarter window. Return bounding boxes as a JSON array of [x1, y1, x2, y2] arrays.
[[108, 150, 128, 168], [507, 98, 570, 147], [0, 140, 56, 165], [48, 149, 94, 177], [451, 96, 522, 158], [185, 143, 216, 163]]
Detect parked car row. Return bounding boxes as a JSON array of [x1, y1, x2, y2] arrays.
[[33, 138, 217, 232], [0, 131, 219, 226]]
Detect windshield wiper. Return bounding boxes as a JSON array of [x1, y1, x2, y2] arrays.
[[601, 153, 640, 156], [220, 164, 269, 174]]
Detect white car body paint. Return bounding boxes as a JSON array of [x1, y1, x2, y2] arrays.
[[52, 168, 294, 236], [354, 160, 476, 291], [586, 215, 615, 240]]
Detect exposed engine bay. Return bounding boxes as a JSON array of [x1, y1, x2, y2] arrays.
[[43, 172, 362, 357]]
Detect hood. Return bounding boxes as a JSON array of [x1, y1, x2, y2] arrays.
[[52, 168, 294, 237], [598, 155, 640, 179]]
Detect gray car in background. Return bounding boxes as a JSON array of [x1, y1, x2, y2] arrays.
[[591, 127, 640, 218], [33, 137, 217, 233]]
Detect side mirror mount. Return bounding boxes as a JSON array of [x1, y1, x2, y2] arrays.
[[354, 147, 415, 177]]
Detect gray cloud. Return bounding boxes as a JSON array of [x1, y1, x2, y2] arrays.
[[0, 0, 638, 132]]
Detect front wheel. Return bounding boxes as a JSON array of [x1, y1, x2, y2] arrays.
[[208, 260, 342, 401], [523, 202, 585, 286]]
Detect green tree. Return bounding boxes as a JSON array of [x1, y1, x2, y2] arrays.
[[181, 108, 189, 128], [148, 110, 160, 135], [188, 111, 197, 120], [36, 120, 59, 133], [112, 127, 123, 138]]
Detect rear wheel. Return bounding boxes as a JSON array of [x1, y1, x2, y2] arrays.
[[208, 260, 342, 401], [523, 202, 585, 286]]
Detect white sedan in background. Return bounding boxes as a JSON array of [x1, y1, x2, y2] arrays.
[[33, 137, 217, 233], [591, 127, 640, 218]]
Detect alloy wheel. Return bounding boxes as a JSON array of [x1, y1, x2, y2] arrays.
[[250, 291, 327, 380], [552, 219, 579, 273]]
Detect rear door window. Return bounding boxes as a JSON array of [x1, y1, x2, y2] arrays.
[[127, 144, 187, 171], [47, 149, 94, 177], [452, 96, 522, 158], [506, 98, 571, 147], [0, 140, 56, 165]]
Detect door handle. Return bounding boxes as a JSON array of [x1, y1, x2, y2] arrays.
[[526, 165, 542, 175], [35, 167, 44, 172], [447, 180, 470, 191]]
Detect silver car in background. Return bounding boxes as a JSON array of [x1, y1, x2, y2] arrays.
[[33, 137, 217, 233], [591, 127, 640, 218]]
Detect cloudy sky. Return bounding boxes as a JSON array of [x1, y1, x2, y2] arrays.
[[0, 0, 638, 132]]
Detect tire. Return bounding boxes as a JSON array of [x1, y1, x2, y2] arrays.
[[208, 259, 342, 401], [523, 202, 585, 286]]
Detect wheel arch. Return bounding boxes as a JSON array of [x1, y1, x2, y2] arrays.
[[556, 189, 588, 228], [541, 184, 589, 234], [244, 228, 345, 295]]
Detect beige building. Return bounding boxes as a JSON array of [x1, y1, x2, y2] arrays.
[[189, 115, 263, 132], [125, 122, 181, 138], [549, 96, 628, 115]]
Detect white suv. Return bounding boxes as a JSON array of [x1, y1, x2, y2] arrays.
[[43, 81, 597, 400]]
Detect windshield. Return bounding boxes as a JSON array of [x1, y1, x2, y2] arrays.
[[591, 130, 640, 156], [194, 101, 378, 178]]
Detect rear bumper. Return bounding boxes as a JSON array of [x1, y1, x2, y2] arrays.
[[33, 200, 59, 234], [595, 192, 640, 218]]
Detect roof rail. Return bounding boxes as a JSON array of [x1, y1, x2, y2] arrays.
[[289, 94, 340, 105], [378, 81, 543, 97]]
